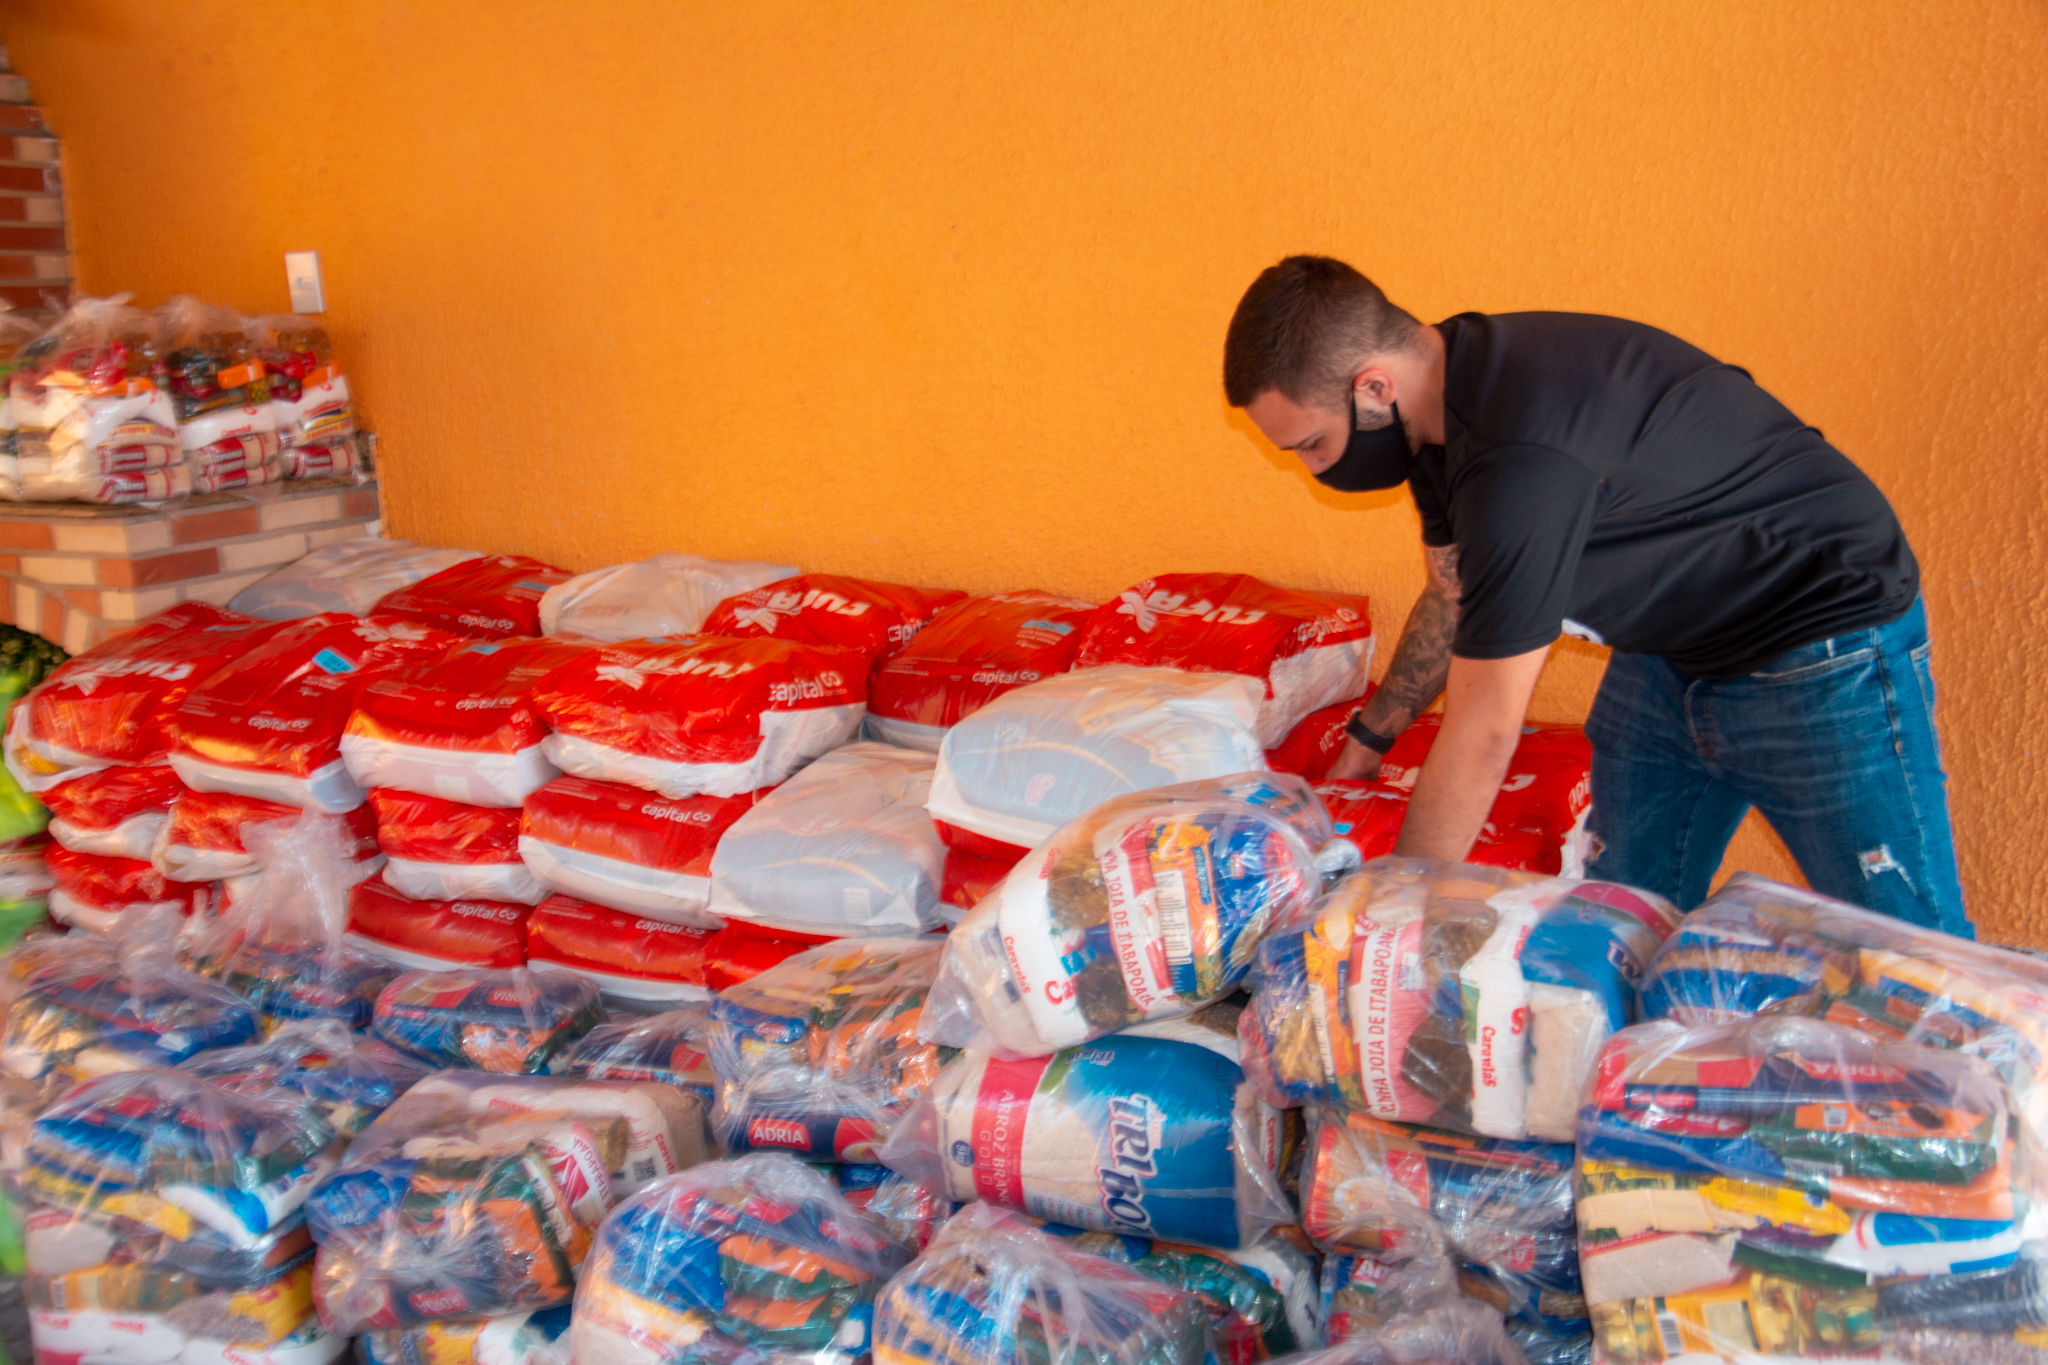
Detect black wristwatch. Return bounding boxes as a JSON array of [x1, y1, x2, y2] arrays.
[[1345, 712, 1401, 755]]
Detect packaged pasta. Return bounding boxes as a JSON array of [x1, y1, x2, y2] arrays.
[[920, 773, 1352, 1059], [1238, 858, 1681, 1142], [709, 938, 949, 1163]]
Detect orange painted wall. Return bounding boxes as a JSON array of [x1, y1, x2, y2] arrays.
[[4, 1, 2045, 937]]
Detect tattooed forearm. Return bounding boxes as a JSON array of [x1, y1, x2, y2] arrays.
[[1359, 544, 1461, 737]]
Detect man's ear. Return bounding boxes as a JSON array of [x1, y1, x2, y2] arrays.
[[1353, 366, 1397, 410]]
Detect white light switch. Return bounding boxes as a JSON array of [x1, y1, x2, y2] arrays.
[[285, 251, 325, 313]]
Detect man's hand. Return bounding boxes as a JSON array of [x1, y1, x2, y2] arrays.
[[1326, 735, 1384, 781], [1393, 645, 1551, 861]]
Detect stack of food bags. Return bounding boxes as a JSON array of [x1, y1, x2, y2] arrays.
[[180, 1018, 433, 1138], [20, 1067, 343, 1365], [864, 590, 1096, 751], [245, 315, 359, 480], [1577, 1014, 2042, 1363], [570, 1151, 914, 1365], [371, 555, 574, 640], [538, 553, 796, 642], [1073, 573, 1374, 747], [1238, 858, 1682, 1145], [921, 772, 1354, 1058], [368, 965, 604, 1074], [230, 541, 483, 622], [872, 1201, 1214, 1365], [3, 296, 188, 504], [705, 742, 951, 937], [158, 296, 284, 493], [1304, 1111, 1584, 1362]]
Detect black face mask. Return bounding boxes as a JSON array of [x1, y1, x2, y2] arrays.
[[1313, 396, 1412, 492]]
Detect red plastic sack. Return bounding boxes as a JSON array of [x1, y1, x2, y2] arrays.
[[1264, 687, 1374, 782], [168, 612, 455, 813], [525, 893, 715, 1003], [345, 872, 530, 970], [5, 604, 283, 788], [41, 763, 184, 859], [702, 920, 836, 992], [45, 843, 214, 930], [700, 573, 966, 667], [1075, 573, 1373, 746], [1317, 718, 1594, 876], [156, 786, 382, 883], [341, 635, 591, 807], [370, 553, 574, 639], [940, 844, 1019, 913], [531, 636, 866, 799], [517, 776, 763, 925], [368, 787, 539, 905], [865, 590, 1095, 750]]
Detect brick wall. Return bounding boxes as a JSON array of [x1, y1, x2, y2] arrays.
[[0, 48, 67, 309], [0, 479, 380, 652]]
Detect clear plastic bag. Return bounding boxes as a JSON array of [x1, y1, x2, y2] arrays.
[[1639, 870, 2048, 1149], [709, 938, 949, 1163], [1075, 575, 1375, 748], [20, 1065, 336, 1361], [230, 541, 483, 622], [42, 764, 182, 861], [517, 776, 763, 926], [369, 788, 542, 905], [525, 894, 714, 1004], [570, 1150, 915, 1365], [4, 296, 187, 505], [1300, 1297, 1532, 1365], [926, 666, 1270, 853], [243, 314, 360, 481], [1238, 858, 1681, 1143], [168, 612, 455, 813], [562, 1004, 715, 1103], [920, 773, 1351, 1058], [6, 604, 283, 791], [531, 637, 868, 800], [1041, 1222, 1320, 1362], [940, 844, 1018, 916], [152, 786, 383, 885], [864, 591, 1096, 752], [371, 556, 574, 641], [706, 742, 949, 936], [369, 966, 603, 1073], [538, 553, 798, 643], [1317, 1251, 1463, 1348], [1303, 1111, 1585, 1360], [881, 1007, 1294, 1251], [359, 1304, 572, 1365], [179, 1018, 432, 1137], [872, 1201, 1214, 1365], [345, 874, 533, 971], [182, 816, 400, 1033], [700, 574, 967, 667], [1579, 1014, 2035, 1362], [342, 636, 590, 807], [158, 296, 285, 493], [828, 1162, 955, 1252], [306, 1076, 616, 1333]]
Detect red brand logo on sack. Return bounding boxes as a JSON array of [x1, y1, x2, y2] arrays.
[[1114, 587, 1270, 632]]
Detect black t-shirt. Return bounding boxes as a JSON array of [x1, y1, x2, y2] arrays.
[[1408, 312, 1919, 679]]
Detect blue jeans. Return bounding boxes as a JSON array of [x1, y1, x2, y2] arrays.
[[1583, 598, 1969, 936]]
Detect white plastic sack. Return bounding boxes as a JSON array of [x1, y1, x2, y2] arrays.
[[538, 553, 797, 642], [706, 742, 948, 936], [228, 539, 482, 620], [927, 665, 1267, 851]]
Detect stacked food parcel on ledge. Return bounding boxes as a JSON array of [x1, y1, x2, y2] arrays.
[[0, 305, 2029, 1364]]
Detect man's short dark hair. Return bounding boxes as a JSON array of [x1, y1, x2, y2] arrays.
[[1223, 256, 1423, 410]]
